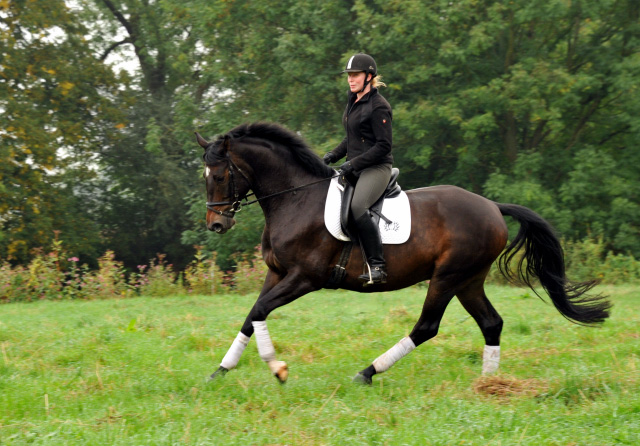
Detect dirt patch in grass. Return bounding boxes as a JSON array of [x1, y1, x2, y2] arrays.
[[473, 375, 549, 399]]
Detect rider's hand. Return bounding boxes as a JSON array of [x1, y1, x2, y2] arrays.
[[323, 153, 336, 165], [338, 161, 354, 175]]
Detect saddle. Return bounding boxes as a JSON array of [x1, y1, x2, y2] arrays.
[[340, 168, 401, 240]]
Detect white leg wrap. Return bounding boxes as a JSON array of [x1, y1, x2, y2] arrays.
[[482, 345, 501, 375], [252, 321, 286, 375], [373, 337, 416, 373], [220, 332, 250, 370]]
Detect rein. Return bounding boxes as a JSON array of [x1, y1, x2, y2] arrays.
[[206, 151, 339, 218]]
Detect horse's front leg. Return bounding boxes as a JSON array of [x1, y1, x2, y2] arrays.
[[248, 272, 317, 383], [211, 269, 316, 383], [209, 270, 281, 381]]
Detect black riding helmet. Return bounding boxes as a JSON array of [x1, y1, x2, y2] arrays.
[[342, 53, 377, 93]]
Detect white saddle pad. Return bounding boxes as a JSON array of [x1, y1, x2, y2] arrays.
[[324, 175, 411, 244]]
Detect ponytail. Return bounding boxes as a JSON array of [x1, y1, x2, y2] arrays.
[[372, 75, 386, 88]]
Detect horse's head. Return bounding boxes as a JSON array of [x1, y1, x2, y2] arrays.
[[197, 132, 250, 234]]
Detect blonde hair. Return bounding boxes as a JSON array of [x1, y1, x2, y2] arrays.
[[372, 75, 386, 88]]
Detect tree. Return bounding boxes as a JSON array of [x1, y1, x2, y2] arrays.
[[74, 0, 211, 269], [178, 0, 361, 265], [0, 0, 125, 263], [354, 0, 640, 255], [3, 0, 638, 268]]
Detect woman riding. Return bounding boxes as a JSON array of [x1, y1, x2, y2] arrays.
[[323, 53, 393, 285]]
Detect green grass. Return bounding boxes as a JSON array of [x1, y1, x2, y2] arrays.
[[0, 285, 638, 445]]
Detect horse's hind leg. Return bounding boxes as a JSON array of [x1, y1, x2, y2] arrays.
[[456, 277, 503, 375], [354, 273, 459, 384]]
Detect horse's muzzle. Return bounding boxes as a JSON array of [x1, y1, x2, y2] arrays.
[[207, 217, 236, 234]]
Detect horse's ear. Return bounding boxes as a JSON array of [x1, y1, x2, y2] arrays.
[[219, 134, 231, 156], [195, 132, 209, 149]]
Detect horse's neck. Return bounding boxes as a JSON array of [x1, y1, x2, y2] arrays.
[[239, 145, 311, 197], [238, 144, 325, 219]]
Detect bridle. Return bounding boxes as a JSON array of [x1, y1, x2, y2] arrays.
[[205, 151, 253, 219], [205, 149, 340, 220]]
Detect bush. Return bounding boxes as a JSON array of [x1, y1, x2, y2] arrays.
[[6, 236, 634, 304], [564, 238, 640, 284], [136, 254, 181, 297], [0, 262, 29, 302], [88, 250, 130, 299], [231, 245, 268, 296], [182, 247, 228, 295]]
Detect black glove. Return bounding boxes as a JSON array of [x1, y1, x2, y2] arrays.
[[338, 161, 354, 175], [323, 153, 336, 165]]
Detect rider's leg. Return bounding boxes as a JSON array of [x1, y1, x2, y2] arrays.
[[351, 164, 392, 284]]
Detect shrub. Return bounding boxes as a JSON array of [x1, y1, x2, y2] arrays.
[[5, 235, 634, 305], [0, 262, 29, 303], [81, 250, 130, 299], [137, 254, 180, 297], [183, 247, 228, 295], [564, 238, 640, 284], [232, 245, 268, 296], [27, 243, 66, 300]]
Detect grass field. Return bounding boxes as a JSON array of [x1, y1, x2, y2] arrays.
[[0, 285, 638, 445]]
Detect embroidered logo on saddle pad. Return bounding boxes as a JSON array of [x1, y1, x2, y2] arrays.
[[324, 176, 411, 244]]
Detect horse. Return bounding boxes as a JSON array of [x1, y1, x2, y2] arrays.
[[196, 122, 611, 384]]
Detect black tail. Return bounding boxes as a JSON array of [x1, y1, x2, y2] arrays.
[[496, 203, 611, 325]]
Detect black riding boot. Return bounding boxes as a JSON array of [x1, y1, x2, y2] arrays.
[[354, 213, 387, 285]]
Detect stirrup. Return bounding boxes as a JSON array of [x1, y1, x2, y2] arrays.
[[358, 265, 387, 285]]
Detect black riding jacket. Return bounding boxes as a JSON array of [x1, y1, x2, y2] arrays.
[[329, 87, 393, 172]]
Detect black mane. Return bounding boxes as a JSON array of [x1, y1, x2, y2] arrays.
[[204, 122, 334, 178]]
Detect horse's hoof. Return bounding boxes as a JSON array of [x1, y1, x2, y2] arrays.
[[352, 372, 372, 385], [272, 362, 289, 384], [208, 366, 228, 381]]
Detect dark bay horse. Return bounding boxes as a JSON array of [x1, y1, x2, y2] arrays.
[[196, 122, 611, 384]]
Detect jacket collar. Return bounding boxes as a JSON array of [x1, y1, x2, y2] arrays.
[[348, 87, 378, 104]]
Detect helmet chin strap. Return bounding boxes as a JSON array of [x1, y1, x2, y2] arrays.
[[359, 71, 373, 93]]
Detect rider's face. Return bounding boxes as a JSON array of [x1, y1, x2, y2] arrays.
[[347, 72, 369, 93]]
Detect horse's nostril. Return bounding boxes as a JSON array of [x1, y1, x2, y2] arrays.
[[211, 223, 224, 233]]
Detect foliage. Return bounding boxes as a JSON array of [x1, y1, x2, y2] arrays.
[[1, 0, 639, 269], [0, 286, 638, 444], [136, 254, 181, 298], [184, 0, 640, 263], [563, 237, 640, 285], [2, 233, 639, 305], [0, 0, 126, 263], [231, 245, 269, 296], [71, 0, 203, 271], [0, 241, 267, 303], [182, 196, 266, 271], [182, 247, 227, 295]]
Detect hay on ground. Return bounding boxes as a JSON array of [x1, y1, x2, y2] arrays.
[[473, 375, 549, 399]]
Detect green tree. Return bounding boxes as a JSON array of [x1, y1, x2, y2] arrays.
[[0, 0, 125, 263], [184, 0, 640, 261], [75, 0, 210, 269], [176, 0, 361, 265], [353, 0, 639, 255]]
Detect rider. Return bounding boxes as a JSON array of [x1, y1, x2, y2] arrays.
[[323, 53, 393, 285]]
